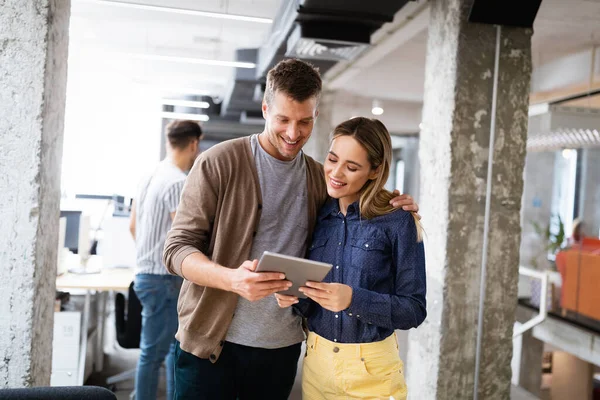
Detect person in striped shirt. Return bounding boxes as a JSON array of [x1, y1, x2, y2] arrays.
[[129, 120, 203, 400]]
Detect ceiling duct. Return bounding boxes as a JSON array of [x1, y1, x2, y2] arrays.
[[219, 0, 415, 127], [256, 0, 415, 78], [220, 48, 261, 121], [527, 106, 600, 151]]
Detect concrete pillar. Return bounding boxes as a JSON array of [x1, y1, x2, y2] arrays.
[[0, 0, 71, 387], [580, 149, 600, 238], [407, 0, 532, 398], [520, 152, 555, 269], [304, 91, 335, 163]]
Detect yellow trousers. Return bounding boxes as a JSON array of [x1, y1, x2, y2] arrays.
[[302, 332, 407, 400]]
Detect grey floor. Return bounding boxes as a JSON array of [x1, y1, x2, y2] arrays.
[[88, 308, 541, 400]]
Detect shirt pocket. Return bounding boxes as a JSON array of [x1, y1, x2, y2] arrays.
[[349, 238, 387, 285], [308, 236, 329, 262]]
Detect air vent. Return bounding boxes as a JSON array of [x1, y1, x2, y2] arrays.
[[286, 29, 369, 61], [527, 106, 600, 151]]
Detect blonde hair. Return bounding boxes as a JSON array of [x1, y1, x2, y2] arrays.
[[331, 117, 423, 242]]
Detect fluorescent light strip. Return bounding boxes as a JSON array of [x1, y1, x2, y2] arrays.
[[159, 87, 212, 96], [161, 112, 209, 122], [127, 53, 255, 69], [162, 99, 210, 109], [78, 0, 272, 24]]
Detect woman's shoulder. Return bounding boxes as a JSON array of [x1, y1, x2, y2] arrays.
[[373, 207, 414, 225]]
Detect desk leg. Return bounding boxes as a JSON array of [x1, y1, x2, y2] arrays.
[[95, 291, 108, 373], [78, 291, 91, 385]]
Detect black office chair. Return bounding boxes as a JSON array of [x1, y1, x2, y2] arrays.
[[115, 282, 142, 349], [0, 386, 117, 399], [106, 282, 142, 397]]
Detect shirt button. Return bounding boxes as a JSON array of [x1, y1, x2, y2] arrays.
[[335, 314, 339, 318], [333, 339, 337, 342], [333, 347, 340, 353], [336, 265, 339, 269], [357, 315, 360, 318], [365, 244, 369, 248], [338, 242, 341, 246], [349, 313, 353, 316], [209, 354, 216, 361]]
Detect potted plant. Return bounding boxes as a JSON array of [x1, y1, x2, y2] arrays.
[[529, 215, 566, 309]]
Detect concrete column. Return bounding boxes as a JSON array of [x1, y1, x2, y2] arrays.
[[304, 91, 335, 163], [580, 149, 600, 238], [0, 0, 70, 387], [407, 0, 532, 399], [520, 152, 555, 269]]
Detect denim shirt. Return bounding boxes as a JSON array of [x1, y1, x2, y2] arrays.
[[295, 198, 427, 343]]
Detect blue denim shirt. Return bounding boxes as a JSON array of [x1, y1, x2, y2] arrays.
[[295, 198, 426, 343]]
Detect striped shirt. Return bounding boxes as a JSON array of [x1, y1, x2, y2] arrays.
[[134, 159, 186, 275]]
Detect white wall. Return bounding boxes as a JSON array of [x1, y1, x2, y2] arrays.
[[531, 48, 600, 94], [61, 49, 162, 199], [329, 90, 422, 134]]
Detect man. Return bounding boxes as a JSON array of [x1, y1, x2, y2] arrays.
[[163, 59, 418, 399], [129, 120, 203, 400]]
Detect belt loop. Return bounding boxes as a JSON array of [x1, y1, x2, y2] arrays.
[[313, 333, 318, 350], [393, 332, 399, 350]]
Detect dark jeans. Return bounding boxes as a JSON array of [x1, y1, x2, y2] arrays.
[[174, 340, 301, 400]]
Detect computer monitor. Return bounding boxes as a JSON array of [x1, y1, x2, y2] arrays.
[[59, 210, 81, 254]]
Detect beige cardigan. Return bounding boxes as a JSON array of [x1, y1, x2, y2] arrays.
[[163, 136, 328, 362]]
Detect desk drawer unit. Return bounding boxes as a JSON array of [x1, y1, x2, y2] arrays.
[[52, 311, 81, 386]]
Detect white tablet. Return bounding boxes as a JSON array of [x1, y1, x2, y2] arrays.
[[256, 251, 333, 298]]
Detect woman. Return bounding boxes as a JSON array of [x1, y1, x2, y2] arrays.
[[275, 117, 426, 400]]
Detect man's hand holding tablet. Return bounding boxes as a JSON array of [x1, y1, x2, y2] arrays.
[[255, 251, 332, 298]]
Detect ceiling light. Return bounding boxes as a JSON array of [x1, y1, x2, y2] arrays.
[[126, 53, 255, 69], [162, 99, 209, 109], [160, 112, 209, 122], [158, 86, 212, 96], [561, 149, 576, 159], [371, 100, 384, 116], [77, 0, 272, 24]]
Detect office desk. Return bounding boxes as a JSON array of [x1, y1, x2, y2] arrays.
[[55, 256, 134, 385]]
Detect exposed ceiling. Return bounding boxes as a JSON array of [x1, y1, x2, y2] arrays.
[[68, 0, 279, 97], [67, 0, 600, 133], [336, 0, 600, 104]]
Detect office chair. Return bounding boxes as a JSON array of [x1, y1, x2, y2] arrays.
[[0, 386, 117, 399], [106, 282, 141, 398]]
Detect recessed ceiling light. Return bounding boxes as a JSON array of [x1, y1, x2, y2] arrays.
[[160, 112, 209, 122], [126, 53, 255, 69], [162, 99, 210, 109], [76, 0, 273, 24]]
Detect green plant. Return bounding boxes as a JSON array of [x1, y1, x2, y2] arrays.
[[532, 215, 566, 255], [530, 215, 567, 271]]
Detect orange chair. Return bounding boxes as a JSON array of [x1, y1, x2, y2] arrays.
[[558, 239, 600, 321]]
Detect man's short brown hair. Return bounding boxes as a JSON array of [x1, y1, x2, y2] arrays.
[[166, 120, 203, 150], [264, 58, 322, 106]]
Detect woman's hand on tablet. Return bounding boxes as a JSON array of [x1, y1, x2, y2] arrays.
[[299, 282, 352, 312], [274, 293, 299, 308]]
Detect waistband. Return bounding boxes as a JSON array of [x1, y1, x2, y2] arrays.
[[306, 331, 398, 359]]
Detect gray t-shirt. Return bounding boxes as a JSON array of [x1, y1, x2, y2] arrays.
[[225, 134, 308, 348]]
